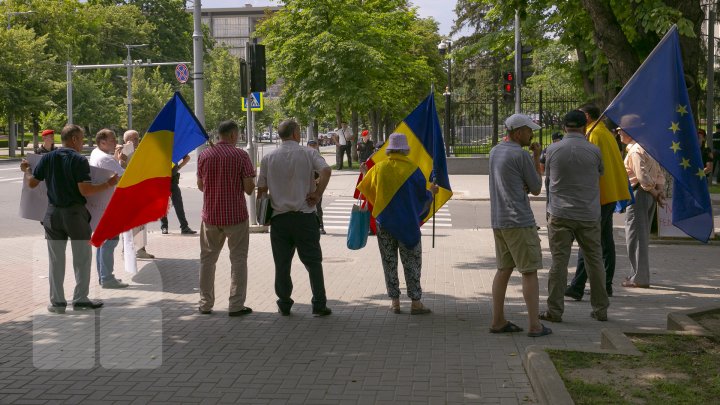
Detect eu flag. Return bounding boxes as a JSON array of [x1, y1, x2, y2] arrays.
[[604, 26, 712, 243]]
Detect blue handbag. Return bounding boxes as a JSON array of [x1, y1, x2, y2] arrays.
[[346, 200, 370, 250]]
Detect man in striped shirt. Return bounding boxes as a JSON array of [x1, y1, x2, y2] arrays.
[[196, 120, 256, 316]]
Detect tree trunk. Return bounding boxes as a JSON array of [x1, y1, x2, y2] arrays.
[[32, 116, 39, 150], [8, 111, 16, 158], [369, 110, 380, 142], [580, 0, 641, 85], [335, 103, 343, 129], [576, 48, 595, 98], [666, 0, 703, 116], [351, 109, 359, 161]]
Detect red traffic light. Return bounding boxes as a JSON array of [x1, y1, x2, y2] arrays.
[[504, 72, 514, 82]]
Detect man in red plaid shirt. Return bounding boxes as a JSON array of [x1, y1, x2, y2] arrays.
[[196, 120, 256, 316]]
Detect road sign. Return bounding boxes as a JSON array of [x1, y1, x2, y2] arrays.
[[175, 63, 189, 83], [241, 92, 264, 111]]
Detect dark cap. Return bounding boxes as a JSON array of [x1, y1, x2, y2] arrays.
[[551, 132, 564, 141], [563, 110, 587, 128], [307, 139, 318, 145]]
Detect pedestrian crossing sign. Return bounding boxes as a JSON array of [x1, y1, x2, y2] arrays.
[[242, 92, 264, 111]]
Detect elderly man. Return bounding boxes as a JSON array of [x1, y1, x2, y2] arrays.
[[21, 124, 118, 313], [89, 128, 128, 289], [122, 129, 155, 259], [489, 114, 550, 337], [541, 110, 610, 323], [258, 119, 332, 316], [196, 120, 256, 316]]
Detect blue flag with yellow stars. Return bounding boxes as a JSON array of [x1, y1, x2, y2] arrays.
[[604, 25, 712, 242]]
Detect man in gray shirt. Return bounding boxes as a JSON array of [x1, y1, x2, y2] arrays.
[[489, 114, 551, 337], [541, 110, 610, 322]]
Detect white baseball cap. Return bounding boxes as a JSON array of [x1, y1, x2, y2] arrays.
[[505, 114, 541, 131]]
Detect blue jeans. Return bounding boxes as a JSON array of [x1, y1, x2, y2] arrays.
[[96, 236, 119, 284]]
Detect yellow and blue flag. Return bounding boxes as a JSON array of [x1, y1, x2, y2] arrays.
[[91, 92, 208, 246], [356, 93, 452, 246], [604, 26, 712, 242]]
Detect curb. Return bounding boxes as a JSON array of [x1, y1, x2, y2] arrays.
[[523, 305, 720, 405]]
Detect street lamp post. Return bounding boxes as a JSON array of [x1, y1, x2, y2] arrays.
[[125, 44, 148, 129], [438, 39, 452, 157]]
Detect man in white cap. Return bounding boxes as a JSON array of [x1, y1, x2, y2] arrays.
[[488, 113, 551, 337]]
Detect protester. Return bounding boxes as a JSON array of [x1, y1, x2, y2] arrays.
[[21, 124, 118, 313], [357, 129, 374, 163], [488, 114, 550, 337], [35, 129, 56, 154], [160, 154, 197, 235], [307, 139, 326, 235], [196, 120, 256, 316], [357, 133, 438, 314], [89, 128, 128, 289], [541, 110, 610, 323], [712, 123, 720, 184], [122, 129, 155, 259], [619, 122, 665, 288], [333, 120, 353, 169], [698, 128, 714, 186], [564, 104, 630, 300], [258, 119, 332, 316]]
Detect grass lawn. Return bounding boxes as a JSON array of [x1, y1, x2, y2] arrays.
[[548, 334, 720, 405]]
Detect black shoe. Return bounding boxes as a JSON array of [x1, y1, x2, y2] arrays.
[[278, 308, 291, 316], [606, 286, 613, 297], [181, 227, 197, 235], [312, 307, 332, 317], [198, 307, 212, 315], [161, 226, 168, 234], [229, 307, 252, 317], [73, 300, 104, 310], [320, 228, 327, 235], [564, 288, 583, 301]]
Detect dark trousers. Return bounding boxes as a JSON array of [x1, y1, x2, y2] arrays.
[[161, 175, 189, 229], [270, 212, 327, 312], [43, 204, 93, 306], [713, 154, 720, 183], [316, 197, 324, 229], [568, 202, 616, 295], [336, 142, 352, 169]]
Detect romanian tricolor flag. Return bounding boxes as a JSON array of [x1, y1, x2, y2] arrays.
[[356, 93, 452, 246], [90, 92, 208, 247]]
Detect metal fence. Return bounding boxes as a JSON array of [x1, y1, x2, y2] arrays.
[[449, 89, 582, 155]]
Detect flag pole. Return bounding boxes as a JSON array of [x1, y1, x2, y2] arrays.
[[430, 83, 436, 248]]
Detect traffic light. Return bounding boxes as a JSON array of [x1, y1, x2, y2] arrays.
[[503, 71, 514, 103], [521, 45, 534, 84], [239, 58, 249, 95], [248, 42, 267, 92]]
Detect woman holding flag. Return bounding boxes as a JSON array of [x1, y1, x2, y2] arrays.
[[357, 133, 438, 314]]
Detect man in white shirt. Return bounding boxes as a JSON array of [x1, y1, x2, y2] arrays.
[[89, 129, 128, 288], [258, 119, 332, 316], [333, 121, 353, 170]]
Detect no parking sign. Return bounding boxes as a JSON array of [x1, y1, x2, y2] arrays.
[[175, 63, 189, 84]]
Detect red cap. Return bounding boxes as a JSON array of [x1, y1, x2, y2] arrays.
[[41, 129, 54, 137], [361, 130, 369, 137]]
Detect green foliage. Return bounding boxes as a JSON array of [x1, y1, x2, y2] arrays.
[[256, 0, 443, 126], [205, 46, 242, 132], [125, 68, 174, 134], [73, 70, 123, 131]]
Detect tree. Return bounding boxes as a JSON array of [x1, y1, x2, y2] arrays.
[[124, 67, 174, 134], [73, 70, 123, 133], [0, 26, 56, 156], [452, 0, 702, 108], [204, 46, 242, 132]]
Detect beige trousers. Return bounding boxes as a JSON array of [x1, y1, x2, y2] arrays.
[[198, 221, 250, 312]]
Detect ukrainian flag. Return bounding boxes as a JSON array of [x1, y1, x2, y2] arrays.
[[91, 92, 208, 247], [357, 93, 452, 247]]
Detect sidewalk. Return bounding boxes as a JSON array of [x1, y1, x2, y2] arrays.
[[0, 147, 719, 404]]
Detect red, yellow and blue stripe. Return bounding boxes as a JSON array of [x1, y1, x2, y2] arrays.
[[91, 92, 208, 247]]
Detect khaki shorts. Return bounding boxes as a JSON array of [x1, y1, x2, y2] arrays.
[[493, 227, 542, 273]]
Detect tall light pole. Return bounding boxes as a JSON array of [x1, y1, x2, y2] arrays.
[[125, 44, 148, 129], [438, 39, 452, 157]]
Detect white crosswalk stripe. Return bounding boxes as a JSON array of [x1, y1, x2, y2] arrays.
[[321, 199, 452, 232]]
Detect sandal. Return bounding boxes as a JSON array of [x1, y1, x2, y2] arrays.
[[489, 321, 524, 334], [527, 324, 553, 337], [538, 311, 562, 323]]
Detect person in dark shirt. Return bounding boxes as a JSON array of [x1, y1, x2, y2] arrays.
[[34, 129, 56, 154], [698, 129, 714, 186], [711, 123, 720, 184], [20, 124, 118, 314], [160, 155, 196, 235]]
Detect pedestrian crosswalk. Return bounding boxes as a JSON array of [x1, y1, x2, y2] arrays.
[[0, 166, 25, 184], [320, 198, 452, 233]]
